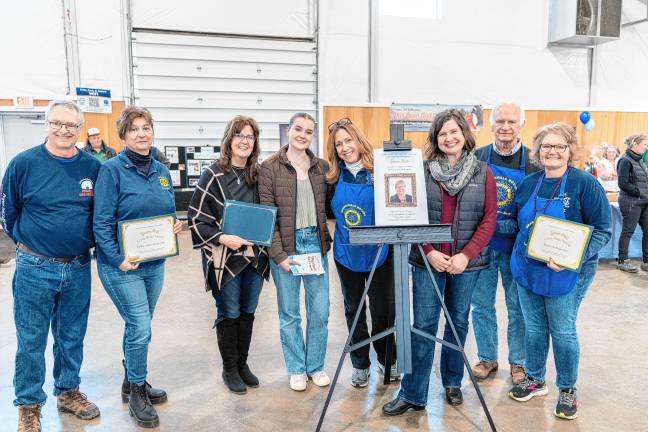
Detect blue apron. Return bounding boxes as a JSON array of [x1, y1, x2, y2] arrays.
[[510, 168, 579, 297], [487, 145, 526, 253], [331, 170, 388, 272]]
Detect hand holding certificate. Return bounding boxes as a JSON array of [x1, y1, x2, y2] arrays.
[[118, 215, 180, 263], [526, 214, 593, 271]]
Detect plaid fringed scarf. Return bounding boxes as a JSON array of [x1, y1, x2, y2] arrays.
[[187, 162, 269, 294]]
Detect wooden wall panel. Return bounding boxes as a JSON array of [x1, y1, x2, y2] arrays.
[[1, 99, 126, 152], [324, 106, 648, 168]]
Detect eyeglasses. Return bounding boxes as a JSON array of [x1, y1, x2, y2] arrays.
[[540, 144, 569, 153], [233, 133, 255, 142], [47, 120, 81, 132], [328, 118, 352, 132]]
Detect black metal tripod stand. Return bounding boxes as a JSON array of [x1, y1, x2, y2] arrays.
[[315, 224, 497, 432]]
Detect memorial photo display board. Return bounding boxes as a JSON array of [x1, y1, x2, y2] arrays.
[[373, 148, 428, 225], [165, 145, 220, 191]]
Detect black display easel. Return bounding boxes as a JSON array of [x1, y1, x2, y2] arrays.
[[315, 124, 497, 432]]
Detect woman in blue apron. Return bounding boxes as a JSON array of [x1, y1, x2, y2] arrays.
[[325, 118, 395, 388], [506, 122, 611, 420]]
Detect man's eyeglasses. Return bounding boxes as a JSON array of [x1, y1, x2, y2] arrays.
[[539, 144, 569, 153], [47, 120, 81, 132], [233, 133, 255, 142], [328, 118, 352, 132]]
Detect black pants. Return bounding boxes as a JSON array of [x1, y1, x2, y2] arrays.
[[618, 199, 648, 262], [335, 250, 396, 369]]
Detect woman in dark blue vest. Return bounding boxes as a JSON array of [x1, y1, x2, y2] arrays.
[[506, 122, 611, 420], [325, 118, 396, 388]]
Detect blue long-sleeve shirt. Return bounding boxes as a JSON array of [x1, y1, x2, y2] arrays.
[[512, 168, 612, 269], [0, 144, 101, 257], [93, 151, 176, 268]]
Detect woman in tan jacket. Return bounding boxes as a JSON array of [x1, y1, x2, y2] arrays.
[[258, 113, 331, 391]]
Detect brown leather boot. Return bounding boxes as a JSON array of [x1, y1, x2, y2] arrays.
[[17, 404, 41, 432], [510, 364, 526, 385], [472, 361, 498, 380], [57, 387, 100, 420]]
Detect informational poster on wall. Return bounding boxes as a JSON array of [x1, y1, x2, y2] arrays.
[[390, 103, 483, 132], [374, 149, 428, 226], [76, 87, 112, 113]]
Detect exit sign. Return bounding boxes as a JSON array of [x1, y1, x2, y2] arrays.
[[13, 96, 34, 108]]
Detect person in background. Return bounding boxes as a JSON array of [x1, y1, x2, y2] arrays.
[[616, 133, 648, 273], [325, 118, 397, 388], [583, 148, 601, 177], [507, 122, 611, 420], [93, 106, 182, 429], [595, 144, 621, 192], [82, 127, 116, 163], [383, 109, 496, 416], [471, 102, 540, 386], [1, 100, 101, 431], [258, 113, 332, 392], [188, 116, 270, 395]]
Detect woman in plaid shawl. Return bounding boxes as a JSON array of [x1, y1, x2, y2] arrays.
[[188, 116, 269, 395]]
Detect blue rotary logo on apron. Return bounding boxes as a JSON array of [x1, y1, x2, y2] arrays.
[[495, 175, 517, 213]]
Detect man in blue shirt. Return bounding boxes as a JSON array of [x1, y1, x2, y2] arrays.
[[0, 100, 102, 431], [470, 102, 540, 386]]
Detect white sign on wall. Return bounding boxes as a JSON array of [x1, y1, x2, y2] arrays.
[[374, 148, 428, 226], [76, 87, 112, 114]]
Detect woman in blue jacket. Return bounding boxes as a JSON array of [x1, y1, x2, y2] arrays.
[[93, 106, 182, 429], [506, 122, 611, 420], [325, 118, 396, 388]]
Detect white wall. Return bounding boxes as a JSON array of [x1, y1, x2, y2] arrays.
[[2, 0, 648, 110]]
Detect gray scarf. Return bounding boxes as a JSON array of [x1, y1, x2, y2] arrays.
[[427, 151, 479, 196]]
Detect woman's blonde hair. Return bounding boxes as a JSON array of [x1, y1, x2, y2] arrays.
[[325, 120, 375, 184], [624, 133, 647, 149]]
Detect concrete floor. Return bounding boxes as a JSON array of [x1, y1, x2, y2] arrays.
[[1, 229, 647, 431]]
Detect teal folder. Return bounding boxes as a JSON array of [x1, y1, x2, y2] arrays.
[[222, 200, 277, 247]]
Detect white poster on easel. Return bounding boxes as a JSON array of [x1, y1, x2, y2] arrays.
[[374, 148, 428, 226]]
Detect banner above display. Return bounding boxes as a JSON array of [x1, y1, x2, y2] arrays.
[[76, 87, 112, 114], [390, 103, 483, 132]]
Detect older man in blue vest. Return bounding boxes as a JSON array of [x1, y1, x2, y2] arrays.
[[471, 102, 540, 384]]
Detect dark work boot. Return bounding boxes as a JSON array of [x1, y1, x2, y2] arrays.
[[128, 383, 159, 428], [237, 312, 259, 388], [216, 319, 247, 394], [121, 360, 167, 404]]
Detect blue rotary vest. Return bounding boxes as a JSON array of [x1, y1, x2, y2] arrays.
[[510, 168, 579, 296], [487, 145, 526, 253], [331, 169, 388, 272]]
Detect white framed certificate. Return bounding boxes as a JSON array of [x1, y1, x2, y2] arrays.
[[526, 214, 592, 271], [118, 215, 179, 263]]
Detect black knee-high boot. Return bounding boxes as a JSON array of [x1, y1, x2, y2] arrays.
[[216, 318, 247, 394], [237, 312, 259, 387]]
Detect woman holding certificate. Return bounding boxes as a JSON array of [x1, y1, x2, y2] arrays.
[[506, 122, 611, 420], [325, 118, 396, 388], [383, 109, 497, 415], [258, 113, 331, 392], [187, 116, 270, 395], [94, 106, 182, 428]]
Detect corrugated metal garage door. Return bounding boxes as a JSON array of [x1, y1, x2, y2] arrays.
[[131, 31, 317, 164]]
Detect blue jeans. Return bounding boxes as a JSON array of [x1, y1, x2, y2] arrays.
[[98, 261, 165, 386], [471, 250, 525, 365], [516, 267, 595, 390], [270, 227, 330, 374], [398, 265, 480, 406], [13, 249, 91, 406], [215, 265, 264, 324]]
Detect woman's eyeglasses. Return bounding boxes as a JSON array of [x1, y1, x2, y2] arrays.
[[539, 144, 569, 153], [328, 118, 352, 132]]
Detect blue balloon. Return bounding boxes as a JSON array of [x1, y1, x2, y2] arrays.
[[579, 111, 591, 124], [584, 118, 595, 131]]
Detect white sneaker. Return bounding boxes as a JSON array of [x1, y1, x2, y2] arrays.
[[289, 374, 307, 391], [310, 371, 330, 387]]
